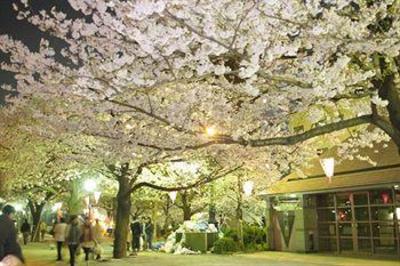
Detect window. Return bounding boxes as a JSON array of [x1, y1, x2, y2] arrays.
[[370, 189, 393, 205]]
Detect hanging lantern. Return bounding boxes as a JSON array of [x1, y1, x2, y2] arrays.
[[320, 157, 334, 182], [381, 192, 390, 204], [168, 191, 177, 202], [243, 181, 254, 196], [94, 191, 102, 204]]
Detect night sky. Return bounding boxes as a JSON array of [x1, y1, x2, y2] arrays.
[[0, 0, 76, 106]]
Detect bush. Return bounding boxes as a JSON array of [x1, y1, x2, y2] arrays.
[[219, 224, 267, 253], [221, 227, 240, 242], [242, 224, 266, 248], [213, 237, 238, 254]]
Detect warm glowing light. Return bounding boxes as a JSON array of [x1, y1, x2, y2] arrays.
[[84, 179, 97, 192], [206, 126, 216, 136], [320, 157, 334, 182], [169, 191, 177, 202], [94, 191, 102, 204], [243, 181, 254, 196]]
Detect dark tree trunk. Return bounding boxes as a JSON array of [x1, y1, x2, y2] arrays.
[[28, 200, 45, 242], [181, 192, 192, 221], [183, 205, 192, 221], [113, 163, 132, 259], [208, 204, 216, 224]]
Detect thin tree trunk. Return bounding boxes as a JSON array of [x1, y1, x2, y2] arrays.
[[181, 192, 192, 221]]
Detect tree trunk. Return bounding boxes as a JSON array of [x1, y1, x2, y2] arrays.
[[183, 205, 192, 221], [113, 164, 132, 259], [208, 183, 216, 224], [181, 192, 192, 221], [28, 200, 45, 242]]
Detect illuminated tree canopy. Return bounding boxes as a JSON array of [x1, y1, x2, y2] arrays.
[[1, 0, 400, 258]]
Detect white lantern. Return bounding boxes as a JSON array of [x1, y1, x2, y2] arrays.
[[168, 191, 177, 202], [243, 181, 254, 196], [320, 157, 335, 182], [94, 191, 102, 204]]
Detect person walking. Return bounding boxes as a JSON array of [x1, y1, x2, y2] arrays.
[[53, 218, 67, 261], [39, 221, 47, 242], [81, 217, 95, 262], [144, 217, 154, 250], [20, 219, 31, 245], [0, 205, 24, 263], [65, 215, 81, 266], [93, 219, 103, 260], [130, 218, 142, 254]]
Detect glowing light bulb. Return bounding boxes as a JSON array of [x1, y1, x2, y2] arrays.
[[84, 179, 97, 192], [243, 181, 254, 196], [206, 126, 216, 136]]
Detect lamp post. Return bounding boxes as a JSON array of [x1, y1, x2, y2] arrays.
[[243, 181, 254, 197], [83, 179, 101, 220]]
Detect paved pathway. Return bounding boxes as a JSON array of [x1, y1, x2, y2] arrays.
[[22, 243, 400, 266]]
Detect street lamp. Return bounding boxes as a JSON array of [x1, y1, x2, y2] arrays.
[[84, 179, 100, 220], [243, 181, 254, 197], [84, 179, 97, 193]]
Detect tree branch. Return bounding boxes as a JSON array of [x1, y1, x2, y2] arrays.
[[132, 164, 242, 192], [138, 115, 373, 151]]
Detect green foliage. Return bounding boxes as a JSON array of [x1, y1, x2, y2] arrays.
[[221, 227, 240, 242], [213, 237, 238, 254], [242, 224, 267, 249], [221, 224, 267, 252]]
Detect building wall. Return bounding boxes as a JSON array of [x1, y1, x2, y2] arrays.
[[267, 195, 318, 252]]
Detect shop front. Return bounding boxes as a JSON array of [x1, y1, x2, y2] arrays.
[[263, 165, 400, 257]]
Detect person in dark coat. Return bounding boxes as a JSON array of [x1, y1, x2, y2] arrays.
[[130, 218, 142, 254], [20, 219, 31, 245], [65, 215, 81, 266], [144, 217, 154, 250], [0, 205, 24, 263]]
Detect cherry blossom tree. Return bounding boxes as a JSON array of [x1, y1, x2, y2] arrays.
[[0, 109, 74, 241], [1, 0, 399, 152], [1, 0, 400, 258]]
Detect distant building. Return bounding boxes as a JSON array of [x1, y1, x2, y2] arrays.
[[261, 142, 400, 257]]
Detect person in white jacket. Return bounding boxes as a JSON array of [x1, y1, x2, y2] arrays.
[[53, 218, 67, 261]]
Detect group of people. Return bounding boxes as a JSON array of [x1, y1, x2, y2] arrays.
[[129, 216, 154, 254], [1, 203, 159, 266], [54, 216, 104, 266]]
